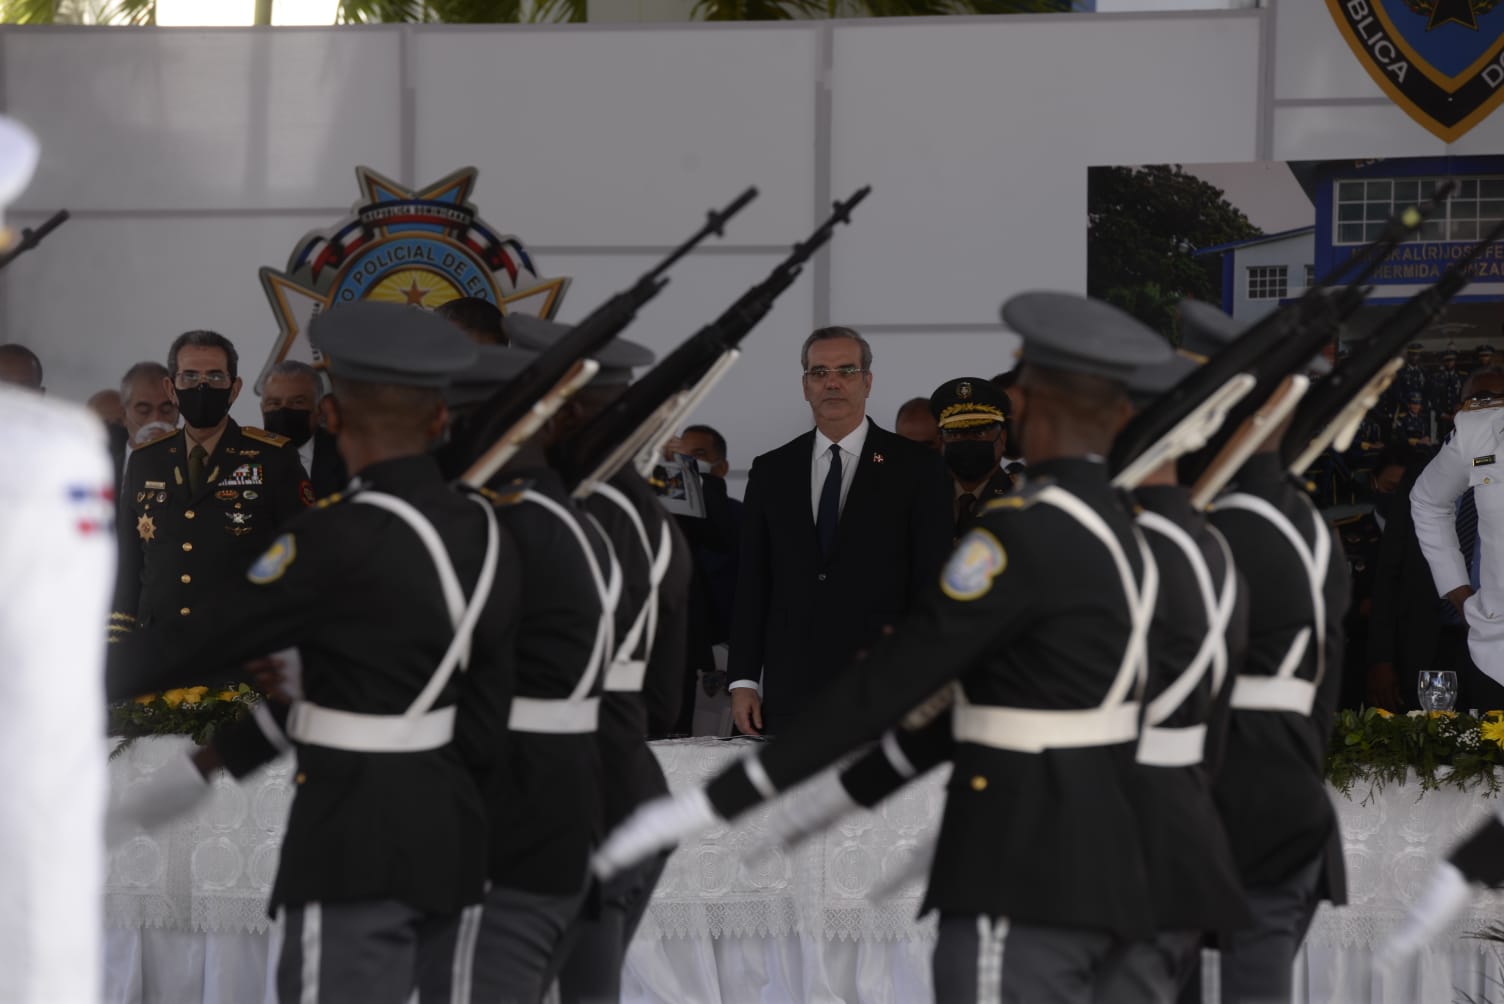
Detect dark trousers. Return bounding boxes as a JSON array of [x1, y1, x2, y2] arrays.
[[932, 916, 1180, 1004], [430, 882, 587, 1004], [1217, 855, 1323, 1004], [277, 900, 458, 1004], [553, 851, 669, 1003]]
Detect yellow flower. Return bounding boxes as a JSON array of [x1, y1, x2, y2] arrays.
[[161, 689, 186, 708], [1429, 710, 1458, 719], [216, 690, 239, 702], [182, 686, 209, 705], [1482, 718, 1504, 745], [1374, 708, 1394, 718], [132, 693, 156, 705], [1488, 710, 1504, 720]]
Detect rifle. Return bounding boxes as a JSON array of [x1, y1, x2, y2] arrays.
[[0, 209, 67, 271], [1108, 182, 1454, 490], [450, 187, 757, 488], [1280, 217, 1504, 476], [558, 187, 871, 496]]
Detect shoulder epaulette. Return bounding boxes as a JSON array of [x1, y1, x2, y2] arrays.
[[480, 477, 533, 507], [900, 685, 956, 732], [134, 428, 177, 450], [314, 492, 344, 510], [979, 475, 1054, 514], [241, 426, 292, 447], [1461, 397, 1504, 413]]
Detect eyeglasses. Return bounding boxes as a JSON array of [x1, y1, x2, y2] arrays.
[[175, 370, 233, 389], [803, 365, 868, 381]]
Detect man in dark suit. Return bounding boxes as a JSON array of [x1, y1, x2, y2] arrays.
[[1365, 447, 1438, 710], [729, 326, 951, 736]]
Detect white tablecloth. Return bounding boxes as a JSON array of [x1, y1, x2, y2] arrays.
[[104, 736, 1504, 1003]]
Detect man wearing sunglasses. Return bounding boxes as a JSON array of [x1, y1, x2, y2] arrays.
[[728, 326, 951, 736], [110, 330, 312, 648]]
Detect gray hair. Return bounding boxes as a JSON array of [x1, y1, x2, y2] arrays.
[[119, 361, 169, 401], [1463, 365, 1504, 398], [268, 359, 326, 403], [801, 326, 872, 372]]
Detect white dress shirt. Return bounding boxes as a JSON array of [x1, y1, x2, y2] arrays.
[[299, 438, 315, 474], [732, 420, 872, 698]]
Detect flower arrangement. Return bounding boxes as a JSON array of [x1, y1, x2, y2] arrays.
[[1326, 707, 1504, 803], [108, 683, 260, 757]]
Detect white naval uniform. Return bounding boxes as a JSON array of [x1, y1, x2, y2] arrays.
[[0, 386, 115, 1003], [1412, 400, 1504, 686]]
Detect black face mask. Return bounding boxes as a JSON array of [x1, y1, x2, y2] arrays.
[[175, 385, 233, 430], [262, 407, 314, 448], [944, 440, 999, 483], [1372, 488, 1398, 521]]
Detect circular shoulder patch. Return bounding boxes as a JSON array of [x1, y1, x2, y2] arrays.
[[940, 528, 1007, 602], [247, 533, 297, 585]]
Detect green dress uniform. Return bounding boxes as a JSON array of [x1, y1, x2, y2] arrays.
[[110, 419, 312, 646]]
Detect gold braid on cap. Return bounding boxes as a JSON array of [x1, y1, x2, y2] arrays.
[[1176, 348, 1209, 364], [938, 403, 1006, 429]]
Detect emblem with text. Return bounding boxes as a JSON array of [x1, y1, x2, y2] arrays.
[[256, 166, 571, 392], [1327, 0, 1504, 142]]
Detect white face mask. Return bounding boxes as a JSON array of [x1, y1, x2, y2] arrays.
[[133, 420, 177, 446], [694, 458, 713, 475]]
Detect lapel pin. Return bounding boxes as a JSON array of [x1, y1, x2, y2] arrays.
[[873, 452, 885, 464]]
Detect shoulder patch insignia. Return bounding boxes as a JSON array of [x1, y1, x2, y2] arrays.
[[940, 528, 1007, 602], [247, 533, 297, 585], [480, 477, 533, 507], [135, 428, 178, 450], [1462, 397, 1504, 413], [241, 426, 292, 448]]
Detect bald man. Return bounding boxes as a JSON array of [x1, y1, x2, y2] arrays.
[[0, 344, 42, 392]]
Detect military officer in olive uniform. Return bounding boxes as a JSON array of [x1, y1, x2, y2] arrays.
[[111, 330, 311, 645], [104, 303, 520, 1004], [593, 291, 1178, 1003], [929, 377, 1015, 538]]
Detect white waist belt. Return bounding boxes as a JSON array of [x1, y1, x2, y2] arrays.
[[605, 658, 646, 693], [952, 701, 1140, 753], [509, 696, 600, 734], [286, 701, 455, 753], [1230, 676, 1316, 715], [1136, 724, 1207, 767]]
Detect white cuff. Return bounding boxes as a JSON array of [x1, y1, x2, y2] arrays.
[[729, 679, 761, 695]]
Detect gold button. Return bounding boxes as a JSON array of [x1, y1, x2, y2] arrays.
[[182, 542, 193, 552], [295, 772, 307, 785], [180, 574, 191, 585], [235, 503, 243, 510], [184, 510, 195, 519], [1487, 478, 1493, 485], [179, 607, 190, 616], [970, 775, 988, 792]]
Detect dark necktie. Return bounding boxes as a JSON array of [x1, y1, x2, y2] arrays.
[[956, 492, 977, 533], [816, 443, 843, 558], [188, 444, 207, 494]]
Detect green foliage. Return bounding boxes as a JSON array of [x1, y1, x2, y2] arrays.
[[0, 0, 61, 23], [1087, 163, 1262, 338], [1326, 706, 1504, 805], [108, 682, 259, 758]]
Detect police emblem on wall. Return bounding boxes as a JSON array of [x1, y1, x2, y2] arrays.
[[256, 166, 570, 391], [1327, 1, 1504, 142]]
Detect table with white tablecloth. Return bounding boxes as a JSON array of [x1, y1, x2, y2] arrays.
[[105, 735, 1504, 1003]]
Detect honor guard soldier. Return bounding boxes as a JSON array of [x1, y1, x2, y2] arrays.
[[1394, 390, 1434, 449], [593, 291, 1176, 1003], [1395, 341, 1429, 405], [105, 301, 522, 1004], [1480, 343, 1498, 373], [502, 315, 693, 1003], [929, 376, 1016, 537], [437, 341, 614, 1002], [110, 330, 312, 646], [1195, 305, 1351, 1004]]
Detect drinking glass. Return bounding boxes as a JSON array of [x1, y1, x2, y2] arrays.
[[1418, 670, 1459, 713]]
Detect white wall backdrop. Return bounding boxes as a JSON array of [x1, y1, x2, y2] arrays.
[[1, 2, 1490, 487]]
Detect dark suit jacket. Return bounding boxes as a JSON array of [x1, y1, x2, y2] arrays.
[[729, 418, 952, 733], [308, 427, 348, 499], [1368, 468, 1445, 700]]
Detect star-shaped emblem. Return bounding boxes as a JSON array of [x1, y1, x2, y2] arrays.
[[1428, 0, 1479, 30], [402, 278, 429, 306], [136, 514, 157, 542], [228, 512, 250, 525]]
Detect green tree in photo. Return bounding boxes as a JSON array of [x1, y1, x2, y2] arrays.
[[1088, 163, 1263, 342]]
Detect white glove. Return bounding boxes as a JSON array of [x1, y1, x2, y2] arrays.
[[592, 788, 717, 881], [105, 754, 212, 850], [1376, 862, 1474, 977], [747, 767, 860, 861]]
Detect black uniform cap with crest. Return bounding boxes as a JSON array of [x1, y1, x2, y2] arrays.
[[502, 314, 656, 388], [1001, 291, 1173, 385], [309, 300, 478, 388], [928, 376, 1010, 430]]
